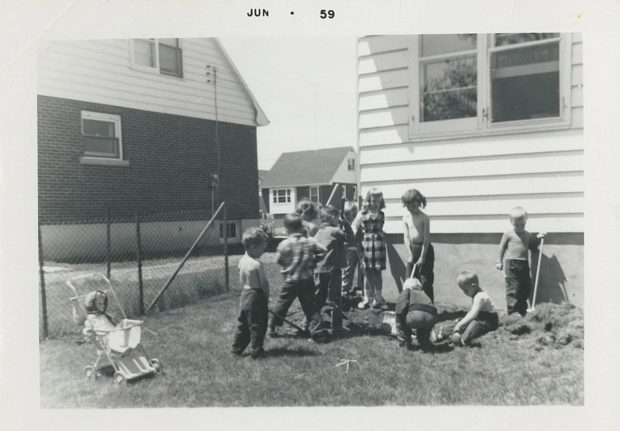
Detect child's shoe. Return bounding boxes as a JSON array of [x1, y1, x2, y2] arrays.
[[451, 333, 463, 347], [268, 327, 279, 338], [357, 298, 370, 309], [251, 348, 265, 360]]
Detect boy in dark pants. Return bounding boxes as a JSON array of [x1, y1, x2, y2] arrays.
[[314, 205, 354, 334], [232, 227, 270, 359], [402, 189, 435, 302], [496, 207, 546, 316], [453, 270, 499, 346], [269, 213, 327, 339]]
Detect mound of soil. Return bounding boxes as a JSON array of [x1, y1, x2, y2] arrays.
[[500, 303, 584, 350]]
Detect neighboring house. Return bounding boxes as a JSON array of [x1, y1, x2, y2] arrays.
[[38, 38, 268, 257], [357, 33, 583, 307], [261, 147, 358, 216], [258, 169, 270, 218]]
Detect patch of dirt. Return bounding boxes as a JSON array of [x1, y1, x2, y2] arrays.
[[500, 303, 584, 350]]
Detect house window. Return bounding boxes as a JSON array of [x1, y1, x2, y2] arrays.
[[309, 186, 319, 203], [419, 34, 477, 123], [489, 33, 560, 123], [347, 158, 355, 170], [131, 39, 183, 78], [80, 111, 122, 159], [409, 33, 569, 137], [272, 189, 291, 204], [219, 222, 238, 240]]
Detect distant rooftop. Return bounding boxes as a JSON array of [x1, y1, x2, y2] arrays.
[[261, 146, 354, 188]]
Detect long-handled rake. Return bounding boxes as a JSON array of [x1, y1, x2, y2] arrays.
[[267, 308, 305, 333], [527, 237, 545, 312]]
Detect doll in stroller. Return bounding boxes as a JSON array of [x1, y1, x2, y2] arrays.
[[69, 274, 163, 384]]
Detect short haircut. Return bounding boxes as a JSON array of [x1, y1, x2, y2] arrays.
[[284, 213, 304, 233], [456, 270, 479, 288], [364, 187, 385, 210], [509, 206, 528, 220], [320, 205, 340, 223], [401, 189, 427, 208], [403, 278, 423, 290], [241, 227, 268, 249], [343, 200, 358, 219], [296, 199, 319, 221]]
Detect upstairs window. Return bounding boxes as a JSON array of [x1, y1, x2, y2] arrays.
[[347, 158, 356, 170], [81, 111, 122, 159], [131, 38, 183, 78]]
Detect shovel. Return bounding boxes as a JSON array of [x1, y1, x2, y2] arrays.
[[527, 237, 545, 312]]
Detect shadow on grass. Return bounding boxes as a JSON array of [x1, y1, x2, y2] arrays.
[[266, 346, 321, 358]]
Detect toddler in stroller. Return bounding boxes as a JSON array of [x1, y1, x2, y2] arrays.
[[69, 274, 162, 384]]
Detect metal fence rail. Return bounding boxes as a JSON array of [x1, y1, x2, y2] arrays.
[[38, 204, 229, 339]]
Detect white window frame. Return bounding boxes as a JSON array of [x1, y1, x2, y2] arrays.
[[219, 221, 238, 240], [309, 186, 319, 203], [407, 33, 572, 141], [80, 111, 123, 160], [129, 39, 184, 78], [272, 188, 292, 204]]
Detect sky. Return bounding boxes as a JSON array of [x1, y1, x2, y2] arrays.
[[220, 37, 358, 170]]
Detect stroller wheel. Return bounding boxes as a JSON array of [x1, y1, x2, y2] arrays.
[[150, 358, 164, 374], [84, 366, 96, 381], [113, 372, 126, 386]]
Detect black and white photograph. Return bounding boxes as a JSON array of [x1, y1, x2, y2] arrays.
[[1, 0, 619, 429]]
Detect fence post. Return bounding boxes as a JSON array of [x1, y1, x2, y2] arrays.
[[223, 202, 229, 291], [106, 205, 111, 278], [135, 213, 145, 315], [38, 225, 49, 339]]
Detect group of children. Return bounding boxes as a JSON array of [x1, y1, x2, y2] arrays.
[[232, 187, 546, 358]]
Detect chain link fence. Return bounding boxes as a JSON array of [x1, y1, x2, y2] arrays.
[[39, 203, 230, 339]]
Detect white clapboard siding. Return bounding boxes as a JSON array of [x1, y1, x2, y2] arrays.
[[383, 193, 583, 218], [359, 87, 409, 111], [358, 36, 410, 57], [383, 213, 583, 234], [358, 50, 408, 74], [357, 34, 584, 234], [362, 171, 584, 200], [38, 39, 259, 126], [358, 69, 410, 93], [359, 106, 409, 129], [360, 129, 583, 164], [362, 151, 583, 183]]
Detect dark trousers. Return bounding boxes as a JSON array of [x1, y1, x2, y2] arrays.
[[505, 259, 531, 316], [232, 289, 268, 356], [270, 278, 322, 335], [460, 311, 499, 344], [396, 309, 437, 349], [315, 270, 343, 331], [406, 243, 435, 302]]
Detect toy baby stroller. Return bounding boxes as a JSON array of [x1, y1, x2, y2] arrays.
[[68, 273, 163, 385]]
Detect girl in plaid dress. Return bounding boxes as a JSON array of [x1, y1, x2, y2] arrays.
[[352, 188, 387, 309]]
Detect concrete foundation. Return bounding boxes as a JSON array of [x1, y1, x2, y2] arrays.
[[380, 233, 583, 311]]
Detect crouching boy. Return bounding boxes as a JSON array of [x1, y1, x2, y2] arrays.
[[395, 278, 437, 351], [231, 227, 270, 359], [453, 270, 499, 347]]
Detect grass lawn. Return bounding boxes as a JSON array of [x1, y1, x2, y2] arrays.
[[39, 254, 583, 407]]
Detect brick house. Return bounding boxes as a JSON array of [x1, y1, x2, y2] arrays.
[[38, 38, 268, 257], [261, 147, 358, 216]]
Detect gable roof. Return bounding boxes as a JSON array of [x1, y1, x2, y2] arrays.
[[215, 39, 269, 127], [261, 147, 354, 188]]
